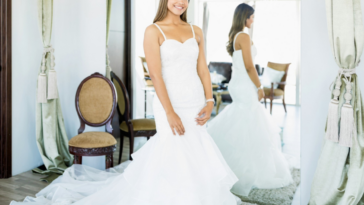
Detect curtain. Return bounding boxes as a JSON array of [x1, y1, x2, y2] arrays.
[[105, 0, 113, 79], [34, 0, 73, 175], [309, 0, 364, 204], [202, 2, 209, 55]]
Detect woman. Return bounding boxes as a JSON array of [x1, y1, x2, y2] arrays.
[[207, 3, 293, 197], [11, 0, 242, 204]]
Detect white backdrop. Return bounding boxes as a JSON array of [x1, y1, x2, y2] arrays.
[[12, 0, 106, 175]]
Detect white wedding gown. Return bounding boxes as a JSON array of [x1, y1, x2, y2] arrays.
[[207, 32, 293, 197], [11, 24, 242, 205]]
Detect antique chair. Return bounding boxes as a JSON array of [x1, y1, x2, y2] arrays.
[[263, 62, 291, 114], [69, 72, 117, 169], [110, 71, 157, 163]]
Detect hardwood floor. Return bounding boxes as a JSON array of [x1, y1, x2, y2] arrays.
[[0, 103, 301, 205], [0, 137, 130, 205]]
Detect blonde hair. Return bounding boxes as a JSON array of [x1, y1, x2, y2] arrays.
[[153, 0, 189, 23], [226, 3, 254, 56]]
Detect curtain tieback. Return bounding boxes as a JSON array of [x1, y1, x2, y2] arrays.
[[338, 68, 356, 77], [37, 45, 58, 103], [326, 68, 356, 147]]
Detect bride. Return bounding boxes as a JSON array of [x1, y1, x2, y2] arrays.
[[207, 3, 293, 197], [11, 0, 242, 204]]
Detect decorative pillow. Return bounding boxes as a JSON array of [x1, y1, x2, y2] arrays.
[[210, 71, 226, 84], [261, 66, 285, 89]]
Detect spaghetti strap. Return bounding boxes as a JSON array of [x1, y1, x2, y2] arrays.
[[154, 23, 167, 40], [233, 31, 245, 51], [190, 23, 195, 39]]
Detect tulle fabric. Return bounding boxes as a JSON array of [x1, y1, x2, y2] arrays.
[[207, 101, 293, 196], [206, 42, 293, 197], [10, 101, 242, 205], [10, 26, 242, 205]]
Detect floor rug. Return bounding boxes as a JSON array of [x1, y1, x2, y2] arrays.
[[235, 168, 300, 205]]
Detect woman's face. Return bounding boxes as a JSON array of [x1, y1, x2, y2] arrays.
[[167, 0, 188, 16], [246, 14, 255, 28]]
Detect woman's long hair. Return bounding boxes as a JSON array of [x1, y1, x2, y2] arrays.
[[153, 0, 189, 23], [226, 3, 254, 56]]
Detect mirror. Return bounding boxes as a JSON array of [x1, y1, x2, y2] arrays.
[[6, 0, 300, 204]]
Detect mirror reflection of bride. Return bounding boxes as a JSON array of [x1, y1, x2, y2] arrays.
[[207, 3, 294, 197]]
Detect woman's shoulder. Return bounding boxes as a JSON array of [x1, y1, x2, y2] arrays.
[[191, 24, 202, 33], [235, 32, 251, 43], [145, 23, 161, 35]]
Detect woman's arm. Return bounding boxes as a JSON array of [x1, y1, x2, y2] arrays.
[[193, 26, 214, 125], [237, 33, 264, 100], [143, 25, 185, 135]]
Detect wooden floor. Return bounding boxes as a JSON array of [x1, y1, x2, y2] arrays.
[[0, 137, 130, 205], [0, 103, 301, 205]]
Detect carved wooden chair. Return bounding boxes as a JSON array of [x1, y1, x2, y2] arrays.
[[110, 71, 156, 163], [263, 62, 291, 114], [69, 72, 117, 169]]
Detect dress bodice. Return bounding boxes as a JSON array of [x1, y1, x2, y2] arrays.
[[153, 23, 205, 108], [229, 32, 258, 104]]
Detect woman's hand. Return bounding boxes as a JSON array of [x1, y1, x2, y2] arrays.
[[166, 111, 185, 136], [258, 89, 265, 101], [195, 102, 214, 126]]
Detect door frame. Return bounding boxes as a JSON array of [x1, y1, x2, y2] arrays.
[[0, 0, 12, 179], [125, 0, 132, 118]]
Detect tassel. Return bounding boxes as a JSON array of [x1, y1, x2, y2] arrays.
[[326, 77, 342, 142], [326, 99, 339, 142], [339, 79, 354, 147], [37, 73, 47, 103], [47, 69, 58, 99], [339, 103, 354, 147]]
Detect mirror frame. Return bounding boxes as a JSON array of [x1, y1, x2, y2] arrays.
[[0, 0, 12, 179]]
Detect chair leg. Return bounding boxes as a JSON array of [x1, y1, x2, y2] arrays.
[[106, 153, 113, 169], [270, 98, 273, 115], [73, 155, 82, 165], [129, 132, 134, 160], [264, 98, 267, 108], [215, 94, 222, 115], [282, 97, 287, 113], [118, 135, 124, 164]]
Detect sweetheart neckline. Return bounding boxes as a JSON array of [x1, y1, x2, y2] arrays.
[[160, 38, 197, 47]]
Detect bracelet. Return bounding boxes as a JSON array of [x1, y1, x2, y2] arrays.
[[257, 84, 263, 91], [206, 98, 215, 105]]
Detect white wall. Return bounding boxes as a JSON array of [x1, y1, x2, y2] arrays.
[[301, 0, 364, 204], [109, 0, 126, 82], [12, 0, 43, 176], [12, 0, 106, 175]]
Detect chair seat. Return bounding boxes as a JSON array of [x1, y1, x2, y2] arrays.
[[120, 119, 156, 132], [69, 132, 117, 148], [264, 87, 284, 96]]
